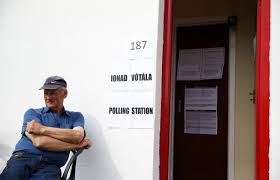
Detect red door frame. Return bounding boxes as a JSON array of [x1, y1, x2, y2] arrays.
[[160, 0, 270, 179], [160, 0, 173, 179], [256, 0, 270, 179]]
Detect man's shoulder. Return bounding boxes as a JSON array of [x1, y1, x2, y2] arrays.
[[23, 107, 45, 120], [25, 107, 44, 114], [64, 109, 83, 117], [63, 109, 84, 126]]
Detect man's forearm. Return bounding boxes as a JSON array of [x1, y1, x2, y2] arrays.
[[41, 126, 84, 144], [27, 120, 84, 144], [26, 132, 84, 152]]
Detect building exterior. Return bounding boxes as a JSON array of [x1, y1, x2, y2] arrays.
[[0, 0, 278, 179]]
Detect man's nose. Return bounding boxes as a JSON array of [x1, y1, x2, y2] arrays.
[[45, 94, 53, 99]]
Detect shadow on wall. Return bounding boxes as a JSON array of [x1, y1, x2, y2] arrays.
[[76, 115, 122, 180], [0, 144, 13, 172]]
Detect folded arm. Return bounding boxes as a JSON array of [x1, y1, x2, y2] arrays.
[[25, 131, 91, 152], [26, 120, 84, 144]]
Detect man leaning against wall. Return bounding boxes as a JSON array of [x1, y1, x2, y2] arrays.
[[0, 75, 91, 180]]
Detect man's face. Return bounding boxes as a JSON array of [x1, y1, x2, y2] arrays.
[[44, 88, 67, 112]]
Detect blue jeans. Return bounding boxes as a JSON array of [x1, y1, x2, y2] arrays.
[[0, 151, 61, 180]]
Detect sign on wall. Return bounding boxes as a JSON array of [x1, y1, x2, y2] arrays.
[[108, 40, 156, 129]]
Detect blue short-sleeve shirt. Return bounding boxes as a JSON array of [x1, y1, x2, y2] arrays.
[[15, 107, 84, 167]]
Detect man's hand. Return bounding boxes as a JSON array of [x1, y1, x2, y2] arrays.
[[79, 138, 92, 149], [27, 120, 45, 135]]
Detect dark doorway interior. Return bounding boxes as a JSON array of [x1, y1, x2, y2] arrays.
[[173, 24, 229, 180]]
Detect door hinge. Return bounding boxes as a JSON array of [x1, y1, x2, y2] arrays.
[[249, 89, 255, 104]]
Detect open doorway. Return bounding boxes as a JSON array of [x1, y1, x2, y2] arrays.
[[172, 23, 229, 180], [167, 0, 257, 180]]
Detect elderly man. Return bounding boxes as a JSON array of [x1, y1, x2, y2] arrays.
[[0, 76, 91, 180]]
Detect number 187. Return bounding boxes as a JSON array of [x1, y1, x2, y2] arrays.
[[130, 41, 147, 50]]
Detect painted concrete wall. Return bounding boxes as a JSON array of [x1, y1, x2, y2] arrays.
[[173, 0, 256, 179], [269, 0, 280, 179], [0, 1, 164, 180]]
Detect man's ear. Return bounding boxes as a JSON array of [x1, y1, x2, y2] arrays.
[[64, 89, 68, 98]]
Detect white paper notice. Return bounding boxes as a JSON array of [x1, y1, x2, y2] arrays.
[[176, 49, 203, 80], [201, 47, 225, 80], [184, 87, 218, 135], [107, 37, 157, 129], [108, 91, 154, 129], [185, 87, 218, 110], [184, 111, 217, 135], [177, 47, 225, 80]]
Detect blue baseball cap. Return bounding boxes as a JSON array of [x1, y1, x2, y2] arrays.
[[39, 76, 67, 90]]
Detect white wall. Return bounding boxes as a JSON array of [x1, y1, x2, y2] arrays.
[[270, 0, 280, 179], [0, 1, 164, 180]]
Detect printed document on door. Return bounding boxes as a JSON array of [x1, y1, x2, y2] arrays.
[[184, 87, 218, 135], [177, 47, 225, 80]]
